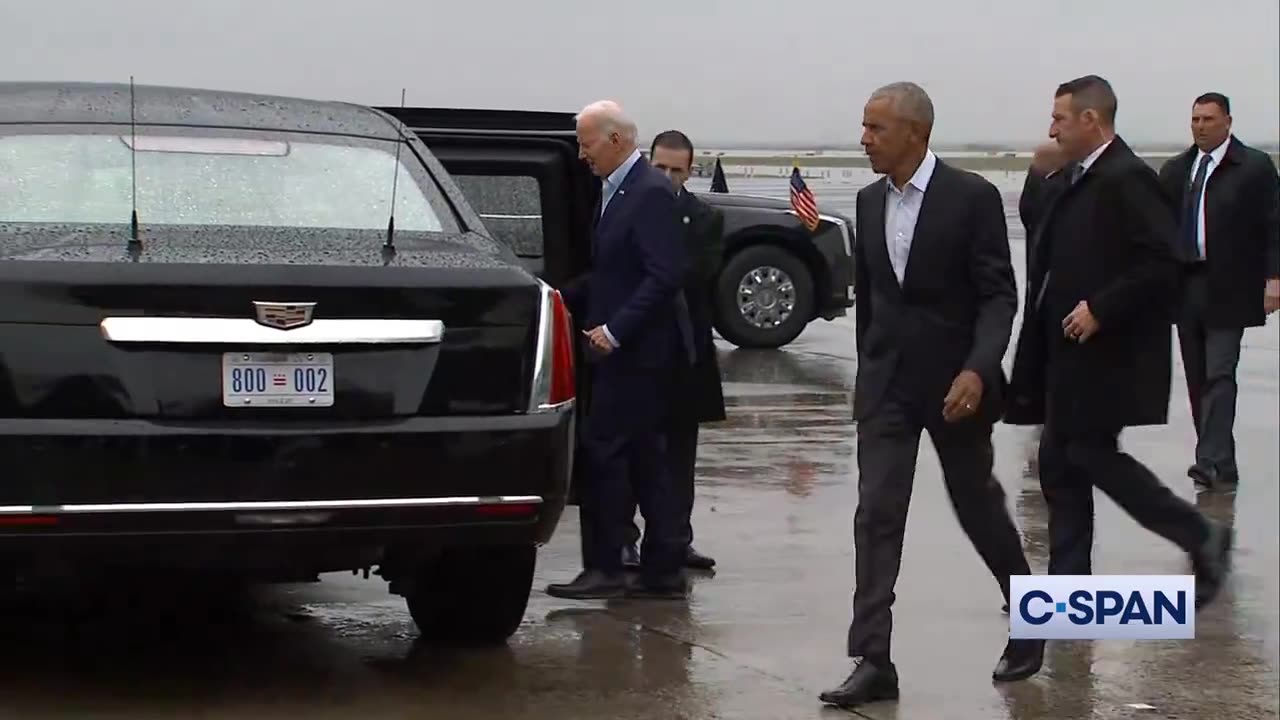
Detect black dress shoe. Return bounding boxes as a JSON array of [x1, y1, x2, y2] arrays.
[[684, 546, 716, 570], [545, 570, 627, 600], [1188, 463, 1213, 489], [818, 658, 899, 708], [1213, 468, 1240, 492], [1192, 521, 1233, 609], [622, 545, 641, 570], [992, 639, 1044, 681]]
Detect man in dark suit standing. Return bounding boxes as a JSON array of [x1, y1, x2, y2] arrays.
[[546, 100, 694, 600], [1157, 92, 1280, 491], [620, 129, 726, 572], [1006, 75, 1233, 603], [819, 82, 1041, 711]]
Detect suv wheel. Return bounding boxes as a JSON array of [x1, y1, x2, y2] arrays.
[[714, 244, 814, 349], [405, 544, 535, 646]]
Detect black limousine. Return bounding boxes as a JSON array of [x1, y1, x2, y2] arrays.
[[0, 82, 582, 645]]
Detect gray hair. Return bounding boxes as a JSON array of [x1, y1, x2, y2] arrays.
[[869, 81, 935, 132], [576, 100, 639, 144]]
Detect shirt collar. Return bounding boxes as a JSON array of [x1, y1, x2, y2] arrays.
[[1080, 139, 1112, 172], [1197, 135, 1231, 166], [605, 149, 642, 189], [889, 150, 937, 194]]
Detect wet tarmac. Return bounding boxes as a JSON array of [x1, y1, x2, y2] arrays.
[[1, 177, 1277, 719]]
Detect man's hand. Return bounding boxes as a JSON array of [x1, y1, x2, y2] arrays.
[[583, 326, 615, 355], [1062, 301, 1100, 342], [942, 370, 984, 423], [1265, 278, 1280, 315]]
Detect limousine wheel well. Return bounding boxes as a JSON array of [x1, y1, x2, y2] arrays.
[[713, 235, 824, 349]]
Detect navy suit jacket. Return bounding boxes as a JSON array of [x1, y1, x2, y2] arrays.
[[562, 156, 694, 372]]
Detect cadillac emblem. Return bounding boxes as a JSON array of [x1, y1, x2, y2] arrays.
[[253, 301, 316, 330]]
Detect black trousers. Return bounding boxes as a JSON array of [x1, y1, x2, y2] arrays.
[[625, 417, 698, 549], [576, 368, 684, 582], [847, 391, 1031, 663], [1037, 422, 1210, 575], [1176, 270, 1245, 477]]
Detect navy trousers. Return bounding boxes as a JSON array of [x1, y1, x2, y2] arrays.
[[577, 364, 684, 583]]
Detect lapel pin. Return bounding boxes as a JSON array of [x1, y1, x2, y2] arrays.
[[682, 216, 690, 224]]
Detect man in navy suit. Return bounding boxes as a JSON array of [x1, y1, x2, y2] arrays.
[[546, 100, 694, 600]]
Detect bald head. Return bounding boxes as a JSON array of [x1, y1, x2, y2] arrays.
[[576, 100, 639, 176]]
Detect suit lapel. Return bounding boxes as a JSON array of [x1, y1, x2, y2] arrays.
[[899, 162, 948, 290], [596, 157, 647, 237], [861, 178, 901, 297]]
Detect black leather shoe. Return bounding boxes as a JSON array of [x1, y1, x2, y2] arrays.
[[684, 546, 716, 570], [1213, 468, 1240, 492], [1187, 463, 1211, 487], [545, 570, 627, 600], [622, 545, 641, 570], [1192, 521, 1233, 609], [992, 639, 1044, 682], [818, 658, 899, 708]]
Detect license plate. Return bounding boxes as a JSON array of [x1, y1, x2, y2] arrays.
[[222, 352, 334, 407]]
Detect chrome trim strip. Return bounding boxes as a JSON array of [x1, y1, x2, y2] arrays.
[[100, 317, 445, 345], [527, 279, 555, 413], [0, 495, 544, 515], [480, 213, 543, 220], [536, 398, 575, 413]]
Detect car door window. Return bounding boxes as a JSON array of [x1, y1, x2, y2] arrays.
[[451, 174, 543, 258]]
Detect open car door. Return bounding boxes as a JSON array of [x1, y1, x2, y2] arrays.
[[379, 106, 597, 504], [378, 107, 596, 286]]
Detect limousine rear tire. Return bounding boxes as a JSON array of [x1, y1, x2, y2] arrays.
[[406, 544, 536, 646], [714, 244, 814, 349]]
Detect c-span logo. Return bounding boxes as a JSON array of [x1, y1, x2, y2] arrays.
[[1010, 575, 1195, 640]]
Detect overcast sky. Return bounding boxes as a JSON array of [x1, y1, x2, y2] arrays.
[[5, 0, 1278, 147]]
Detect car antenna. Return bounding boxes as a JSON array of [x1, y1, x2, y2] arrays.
[[383, 87, 407, 259], [127, 75, 142, 254]]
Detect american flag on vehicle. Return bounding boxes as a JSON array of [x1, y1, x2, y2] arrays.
[[789, 166, 820, 232]]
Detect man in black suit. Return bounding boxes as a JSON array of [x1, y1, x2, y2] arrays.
[[819, 82, 1041, 711], [1157, 92, 1280, 491], [546, 100, 695, 600], [620, 129, 726, 572], [1006, 75, 1233, 603]]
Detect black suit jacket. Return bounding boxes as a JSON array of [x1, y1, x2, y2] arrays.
[[672, 188, 727, 423], [1018, 166, 1068, 278], [560, 156, 694, 373], [1007, 136, 1179, 432], [1157, 136, 1280, 329], [852, 158, 1018, 425]]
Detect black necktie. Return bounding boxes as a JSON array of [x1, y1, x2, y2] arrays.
[[1183, 154, 1212, 261], [1070, 163, 1086, 185]]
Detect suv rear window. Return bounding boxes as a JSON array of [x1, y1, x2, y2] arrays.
[[0, 129, 456, 232]]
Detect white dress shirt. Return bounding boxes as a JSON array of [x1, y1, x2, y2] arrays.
[[884, 150, 938, 285], [1188, 136, 1230, 260]]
